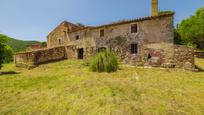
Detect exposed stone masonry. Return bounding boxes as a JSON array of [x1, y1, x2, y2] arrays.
[[26, 44, 47, 51], [14, 13, 195, 70], [174, 45, 195, 70], [14, 46, 67, 67]]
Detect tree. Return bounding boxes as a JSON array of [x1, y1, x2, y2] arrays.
[[0, 35, 8, 43], [177, 6, 204, 50], [0, 37, 7, 69], [174, 29, 184, 45], [3, 45, 13, 63], [0, 35, 14, 69], [41, 42, 47, 46]]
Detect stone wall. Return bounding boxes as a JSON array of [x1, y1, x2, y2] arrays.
[[144, 43, 174, 67], [65, 45, 77, 59], [174, 45, 195, 70], [16, 13, 183, 69], [47, 23, 69, 48], [14, 46, 67, 67], [26, 44, 47, 51], [15, 44, 195, 71], [47, 21, 84, 48], [33, 46, 66, 64], [45, 14, 174, 67], [14, 52, 35, 67], [90, 15, 174, 66]]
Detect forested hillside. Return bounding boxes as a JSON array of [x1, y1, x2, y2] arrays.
[[0, 34, 40, 52]]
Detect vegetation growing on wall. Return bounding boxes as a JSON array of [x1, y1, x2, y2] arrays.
[[159, 11, 175, 15]]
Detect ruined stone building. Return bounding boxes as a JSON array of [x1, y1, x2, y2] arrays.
[[26, 44, 47, 52], [14, 0, 195, 70]]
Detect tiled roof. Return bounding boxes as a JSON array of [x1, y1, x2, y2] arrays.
[[47, 21, 84, 37], [50, 13, 174, 34], [91, 13, 174, 29]]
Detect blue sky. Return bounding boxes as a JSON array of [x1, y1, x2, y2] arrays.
[[0, 0, 204, 41]]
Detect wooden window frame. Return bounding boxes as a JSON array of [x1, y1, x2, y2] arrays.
[[130, 23, 138, 33], [100, 29, 105, 37], [131, 44, 138, 54]]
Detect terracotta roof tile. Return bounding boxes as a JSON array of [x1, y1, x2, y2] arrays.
[[91, 13, 174, 29], [49, 13, 174, 34]]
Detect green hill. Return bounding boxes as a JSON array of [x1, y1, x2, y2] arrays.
[[0, 34, 41, 52]]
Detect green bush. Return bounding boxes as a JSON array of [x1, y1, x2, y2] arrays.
[[0, 37, 7, 69], [3, 45, 13, 63], [0, 43, 5, 69], [89, 49, 118, 73], [0, 37, 14, 69]]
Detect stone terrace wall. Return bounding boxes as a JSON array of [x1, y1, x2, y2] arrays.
[[174, 45, 195, 70], [144, 43, 174, 67], [14, 52, 35, 67], [33, 46, 66, 64], [14, 46, 67, 67]]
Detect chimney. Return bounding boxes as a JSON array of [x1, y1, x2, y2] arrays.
[[151, 0, 159, 16]]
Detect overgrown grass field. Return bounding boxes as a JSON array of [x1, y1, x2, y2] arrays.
[[0, 59, 204, 114]]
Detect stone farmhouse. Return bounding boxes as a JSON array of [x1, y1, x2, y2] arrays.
[[14, 0, 195, 70]]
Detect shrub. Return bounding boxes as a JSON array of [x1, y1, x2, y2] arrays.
[[89, 49, 118, 73], [3, 45, 13, 63], [0, 43, 5, 69], [0, 37, 14, 69]]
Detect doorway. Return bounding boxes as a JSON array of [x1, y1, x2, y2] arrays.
[[77, 48, 84, 59]]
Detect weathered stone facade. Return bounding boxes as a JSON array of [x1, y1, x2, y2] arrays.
[[14, 13, 195, 70], [14, 52, 34, 67], [26, 44, 47, 51], [47, 22, 84, 48], [45, 13, 174, 66], [14, 46, 67, 67], [174, 45, 195, 70], [13, 0, 195, 70]]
